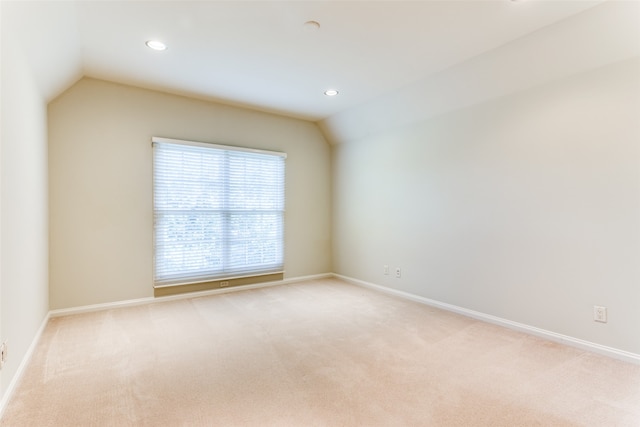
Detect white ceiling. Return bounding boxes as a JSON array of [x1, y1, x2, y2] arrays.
[[4, 0, 614, 122]]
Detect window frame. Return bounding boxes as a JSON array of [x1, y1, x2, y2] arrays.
[[152, 136, 286, 288]]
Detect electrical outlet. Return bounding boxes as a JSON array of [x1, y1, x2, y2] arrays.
[[384, 265, 389, 275], [594, 305, 607, 323], [220, 281, 230, 288], [395, 267, 401, 278], [0, 341, 7, 370]]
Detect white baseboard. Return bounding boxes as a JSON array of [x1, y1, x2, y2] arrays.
[[5, 269, 633, 419], [49, 273, 333, 318], [1, 273, 332, 416], [0, 311, 51, 419], [333, 273, 640, 365]]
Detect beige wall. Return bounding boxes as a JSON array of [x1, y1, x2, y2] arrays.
[[332, 58, 640, 354], [0, 13, 50, 396], [48, 78, 331, 310]]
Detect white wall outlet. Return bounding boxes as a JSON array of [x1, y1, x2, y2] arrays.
[[395, 267, 401, 278], [594, 305, 607, 323], [384, 265, 389, 275], [0, 341, 7, 370], [220, 281, 230, 288]]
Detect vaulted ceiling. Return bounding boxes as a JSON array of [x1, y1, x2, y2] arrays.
[[2, 1, 639, 143]]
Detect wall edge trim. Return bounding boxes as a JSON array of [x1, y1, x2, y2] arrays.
[[333, 273, 640, 365], [0, 273, 332, 414], [49, 273, 332, 317], [0, 311, 51, 419]]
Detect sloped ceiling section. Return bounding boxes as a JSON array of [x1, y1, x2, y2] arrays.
[[72, 0, 603, 122], [1, 1, 83, 102], [319, 1, 640, 144], [3, 1, 638, 142]]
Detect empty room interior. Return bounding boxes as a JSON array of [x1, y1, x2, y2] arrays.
[[1, 0, 639, 425]]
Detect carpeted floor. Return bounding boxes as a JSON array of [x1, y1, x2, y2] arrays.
[[1, 278, 639, 426]]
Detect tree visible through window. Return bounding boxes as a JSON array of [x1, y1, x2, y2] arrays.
[[152, 137, 285, 286]]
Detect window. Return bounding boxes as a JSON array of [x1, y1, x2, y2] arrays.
[[152, 137, 285, 287]]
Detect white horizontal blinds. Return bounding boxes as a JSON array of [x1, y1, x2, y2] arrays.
[[153, 138, 285, 286], [226, 151, 284, 274]]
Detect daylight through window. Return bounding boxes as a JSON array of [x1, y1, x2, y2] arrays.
[[152, 137, 285, 287]]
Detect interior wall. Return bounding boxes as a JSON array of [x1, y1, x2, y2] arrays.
[[332, 57, 640, 355], [48, 78, 331, 310], [0, 13, 50, 398]]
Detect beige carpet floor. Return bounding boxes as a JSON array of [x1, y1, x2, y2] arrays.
[[1, 278, 639, 426]]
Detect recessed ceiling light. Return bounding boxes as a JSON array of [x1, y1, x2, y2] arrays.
[[324, 89, 339, 97], [146, 40, 167, 51]]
